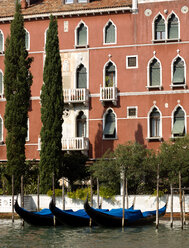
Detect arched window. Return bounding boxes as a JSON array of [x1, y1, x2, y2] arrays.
[[103, 109, 116, 139], [105, 62, 115, 87], [76, 111, 86, 137], [154, 15, 165, 40], [149, 58, 160, 86], [168, 13, 179, 39], [0, 71, 3, 95], [172, 57, 185, 85], [76, 64, 87, 88], [0, 30, 3, 52], [172, 107, 185, 137], [25, 29, 30, 50], [76, 23, 87, 46], [0, 116, 3, 141], [104, 21, 115, 44], [150, 108, 160, 137]]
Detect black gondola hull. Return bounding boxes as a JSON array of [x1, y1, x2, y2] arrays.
[[84, 198, 166, 228], [14, 200, 61, 226], [49, 199, 91, 227]]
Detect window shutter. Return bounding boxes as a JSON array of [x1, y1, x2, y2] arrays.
[[77, 24, 87, 46], [173, 58, 184, 84], [0, 118, 2, 141], [155, 16, 165, 32], [150, 59, 160, 86], [0, 32, 3, 52], [103, 111, 115, 135], [77, 65, 87, 88], [105, 22, 115, 43], [168, 15, 178, 39], [0, 72, 2, 94], [172, 119, 185, 135], [25, 31, 29, 50]]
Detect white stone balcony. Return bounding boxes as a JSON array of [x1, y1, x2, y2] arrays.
[[38, 137, 89, 151], [62, 137, 89, 151], [63, 88, 89, 105], [100, 85, 117, 105]]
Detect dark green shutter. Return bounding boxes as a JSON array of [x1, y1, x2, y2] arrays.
[[155, 16, 165, 32], [150, 59, 160, 86], [77, 24, 87, 45], [103, 111, 115, 135], [77, 64, 87, 88], [105, 22, 115, 43], [25, 31, 29, 50], [173, 58, 184, 84], [0, 118, 2, 140], [168, 14, 178, 39], [172, 119, 185, 135], [0, 32, 3, 51], [0, 72, 2, 94]]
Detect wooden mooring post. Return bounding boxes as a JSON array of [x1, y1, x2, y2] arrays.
[[122, 172, 126, 228], [170, 184, 173, 228], [126, 178, 129, 209], [37, 175, 40, 212], [156, 164, 159, 230], [179, 171, 184, 229], [21, 175, 24, 226], [12, 175, 14, 223], [97, 178, 100, 209], [62, 177, 65, 210], [182, 189, 186, 225]]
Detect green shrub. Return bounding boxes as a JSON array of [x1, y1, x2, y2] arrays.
[[99, 186, 116, 199], [67, 187, 91, 201], [47, 189, 63, 197]]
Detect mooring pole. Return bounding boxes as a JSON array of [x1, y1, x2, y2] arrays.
[[90, 176, 93, 207], [182, 189, 186, 225], [12, 175, 14, 223], [156, 164, 159, 229], [170, 184, 173, 228], [122, 171, 126, 227], [52, 174, 55, 204], [179, 171, 183, 229], [97, 178, 100, 209], [62, 177, 65, 210], [37, 175, 40, 212], [21, 175, 24, 226], [126, 177, 129, 209]]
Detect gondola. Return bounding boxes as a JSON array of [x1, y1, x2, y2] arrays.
[[14, 200, 62, 226], [49, 199, 110, 227], [84, 197, 167, 227]]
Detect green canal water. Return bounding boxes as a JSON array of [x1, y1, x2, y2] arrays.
[[0, 219, 189, 248]]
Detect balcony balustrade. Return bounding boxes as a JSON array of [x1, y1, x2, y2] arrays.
[[63, 88, 89, 105], [100, 85, 117, 105], [38, 137, 89, 151]]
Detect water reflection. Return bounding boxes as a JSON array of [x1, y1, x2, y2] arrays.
[[0, 220, 189, 248]]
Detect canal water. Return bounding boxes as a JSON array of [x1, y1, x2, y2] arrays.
[[0, 219, 189, 248]]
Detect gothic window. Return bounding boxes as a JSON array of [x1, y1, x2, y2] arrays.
[[76, 23, 87, 46], [76, 64, 87, 88], [172, 57, 185, 85], [149, 58, 160, 86], [103, 109, 116, 139], [155, 15, 165, 40], [168, 13, 179, 39], [76, 111, 86, 137], [172, 107, 185, 137], [104, 21, 116, 44], [105, 62, 115, 87], [150, 108, 160, 137]]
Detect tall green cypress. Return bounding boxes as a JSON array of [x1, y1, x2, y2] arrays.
[[4, 2, 33, 193], [40, 15, 64, 193]]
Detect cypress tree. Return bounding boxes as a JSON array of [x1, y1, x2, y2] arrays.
[[40, 15, 64, 193], [4, 2, 33, 193]]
